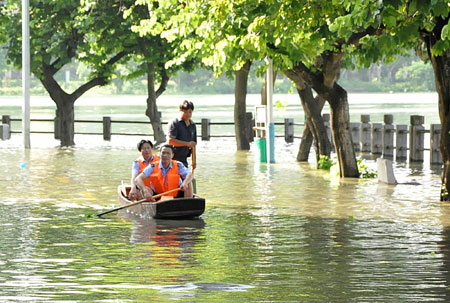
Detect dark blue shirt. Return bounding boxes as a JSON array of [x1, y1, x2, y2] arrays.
[[168, 118, 197, 166]]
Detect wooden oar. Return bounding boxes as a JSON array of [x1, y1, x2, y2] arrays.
[[97, 188, 180, 217], [191, 145, 196, 172]]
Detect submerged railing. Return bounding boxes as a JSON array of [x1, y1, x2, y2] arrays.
[[0, 113, 443, 165]]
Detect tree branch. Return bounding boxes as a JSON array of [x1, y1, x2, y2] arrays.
[[71, 51, 128, 99]]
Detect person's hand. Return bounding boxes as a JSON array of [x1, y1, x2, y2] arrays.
[[143, 187, 155, 202], [180, 181, 189, 191], [128, 187, 138, 201], [187, 141, 197, 148]]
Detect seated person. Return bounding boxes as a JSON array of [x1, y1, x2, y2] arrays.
[[128, 139, 159, 201], [135, 144, 193, 202]]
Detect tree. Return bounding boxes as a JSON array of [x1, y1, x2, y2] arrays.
[[229, 0, 367, 176], [330, 0, 450, 197], [120, 0, 199, 144], [158, 0, 267, 150], [2, 0, 129, 146]]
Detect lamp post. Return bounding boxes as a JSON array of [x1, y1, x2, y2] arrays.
[[265, 57, 275, 163], [22, 0, 31, 148]]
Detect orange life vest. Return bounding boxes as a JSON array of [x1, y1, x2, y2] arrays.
[[149, 160, 180, 197], [137, 155, 159, 187]]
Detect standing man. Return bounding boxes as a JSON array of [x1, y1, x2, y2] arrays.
[[167, 100, 197, 169]]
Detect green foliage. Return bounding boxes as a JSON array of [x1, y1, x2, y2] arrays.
[[317, 155, 334, 170], [274, 100, 289, 111], [395, 61, 435, 91], [357, 158, 377, 178]]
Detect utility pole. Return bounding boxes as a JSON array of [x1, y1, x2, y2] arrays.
[[22, 0, 31, 148]]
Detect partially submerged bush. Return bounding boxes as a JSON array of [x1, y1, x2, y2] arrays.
[[317, 155, 377, 178]]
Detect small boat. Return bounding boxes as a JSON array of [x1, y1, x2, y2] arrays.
[[118, 184, 205, 219]]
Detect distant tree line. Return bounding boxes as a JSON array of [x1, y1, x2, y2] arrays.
[[0, 50, 435, 95]]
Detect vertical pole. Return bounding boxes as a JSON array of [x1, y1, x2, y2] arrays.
[[350, 122, 360, 152], [22, 0, 31, 148], [266, 58, 275, 163], [2, 115, 11, 127], [201, 118, 210, 141], [430, 124, 442, 165], [409, 115, 424, 162], [360, 115, 371, 152], [103, 116, 111, 141], [371, 123, 382, 154], [395, 124, 408, 160], [0, 124, 10, 140], [382, 114, 394, 158], [284, 118, 294, 143]]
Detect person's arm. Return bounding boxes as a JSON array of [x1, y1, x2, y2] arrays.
[[128, 161, 140, 200], [178, 162, 193, 191], [180, 171, 194, 191], [168, 137, 196, 148], [134, 167, 155, 202]]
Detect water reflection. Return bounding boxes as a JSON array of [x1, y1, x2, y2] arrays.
[[2, 136, 450, 301]]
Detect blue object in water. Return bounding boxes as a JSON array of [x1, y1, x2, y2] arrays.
[[20, 163, 26, 169]]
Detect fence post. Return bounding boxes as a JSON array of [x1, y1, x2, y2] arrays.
[[360, 115, 371, 152], [0, 124, 10, 140], [246, 112, 254, 143], [409, 115, 425, 162], [395, 124, 408, 160], [371, 122, 382, 154], [382, 114, 394, 158], [1, 115, 11, 140], [284, 118, 294, 143], [350, 122, 360, 152], [103, 116, 111, 141], [430, 124, 442, 165], [201, 118, 210, 141], [323, 113, 334, 152], [2, 115, 10, 127]]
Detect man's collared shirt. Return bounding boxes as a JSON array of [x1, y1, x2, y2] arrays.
[[132, 155, 156, 175], [142, 161, 190, 191]]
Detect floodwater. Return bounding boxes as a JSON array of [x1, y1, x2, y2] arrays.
[[1, 93, 450, 302]]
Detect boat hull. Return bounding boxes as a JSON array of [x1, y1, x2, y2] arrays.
[[118, 185, 205, 219]]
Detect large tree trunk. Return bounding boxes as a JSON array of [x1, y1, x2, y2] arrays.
[[422, 17, 450, 200], [234, 60, 252, 150], [56, 103, 75, 146], [145, 62, 166, 145], [296, 87, 330, 164], [327, 85, 359, 177], [40, 66, 77, 146], [284, 70, 330, 163], [286, 55, 359, 177], [297, 122, 314, 161], [39, 52, 126, 147], [428, 48, 450, 200]]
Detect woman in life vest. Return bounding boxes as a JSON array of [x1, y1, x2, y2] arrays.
[[135, 144, 194, 202], [128, 139, 160, 201]]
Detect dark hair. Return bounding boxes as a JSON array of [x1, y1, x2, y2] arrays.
[[137, 139, 153, 151], [160, 144, 175, 153], [179, 100, 194, 111]]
